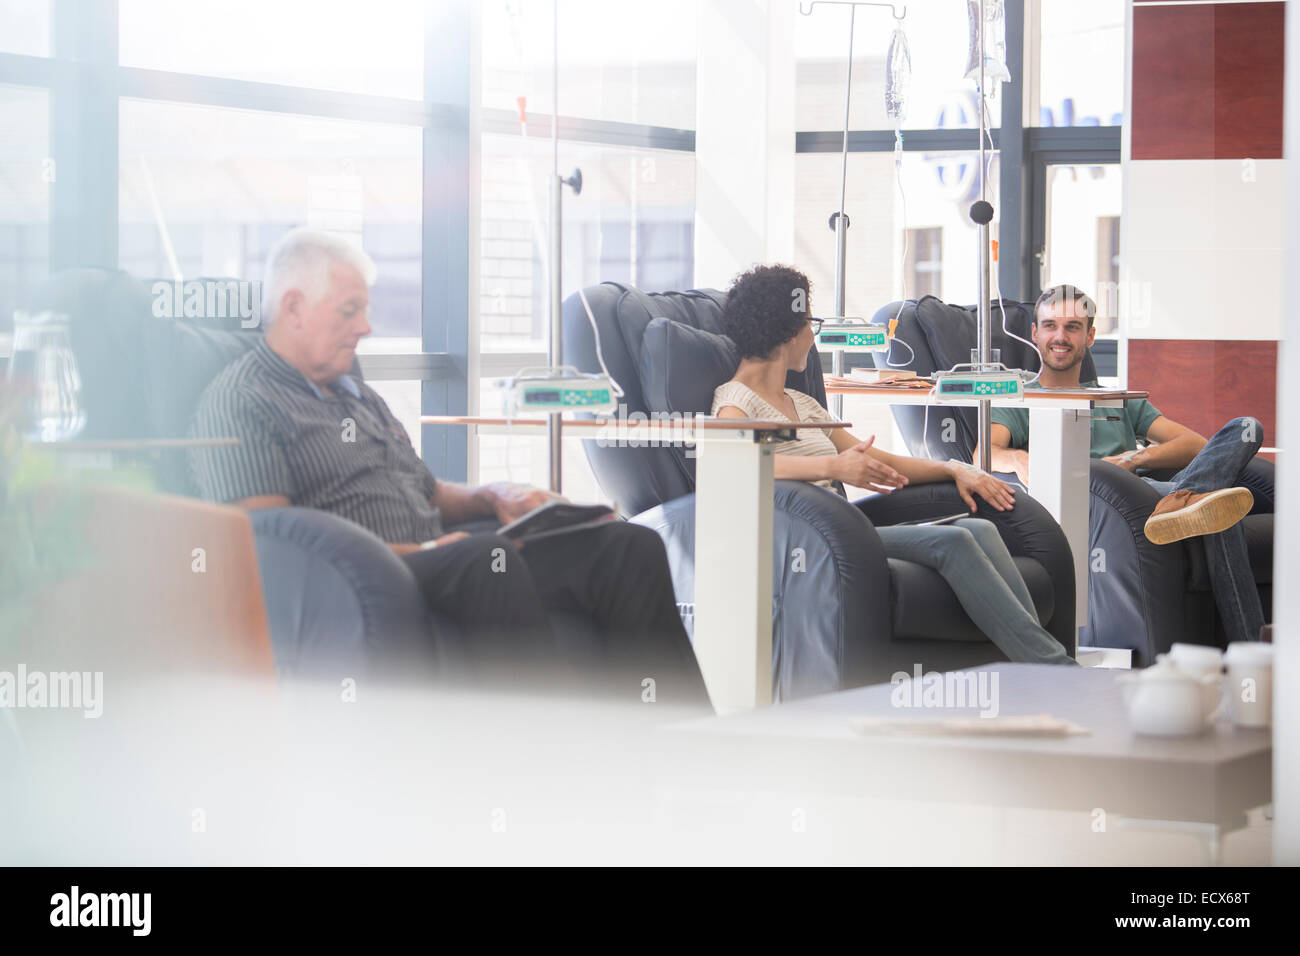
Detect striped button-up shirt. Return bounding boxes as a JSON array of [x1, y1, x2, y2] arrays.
[[189, 338, 444, 542]]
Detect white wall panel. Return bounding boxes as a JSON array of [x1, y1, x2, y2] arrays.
[[1122, 158, 1283, 340]]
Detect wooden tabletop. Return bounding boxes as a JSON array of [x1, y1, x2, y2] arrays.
[[421, 415, 851, 430], [824, 377, 1149, 401]]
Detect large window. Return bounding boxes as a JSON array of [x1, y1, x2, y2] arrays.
[[791, 1, 1125, 314], [477, 135, 693, 500], [905, 227, 943, 300], [0, 85, 50, 337], [118, 99, 422, 342], [3, 1, 1128, 481], [480, 0, 698, 130], [117, 96, 428, 455], [2, 0, 700, 492], [1037, 0, 1126, 127], [794, 5, 1003, 131], [118, 0, 426, 100], [1096, 215, 1120, 335], [0, 0, 50, 58], [475, 0, 697, 498], [480, 134, 695, 353], [795, 148, 998, 321], [1042, 162, 1122, 335]]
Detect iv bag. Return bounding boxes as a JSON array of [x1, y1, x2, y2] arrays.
[[964, 0, 1011, 88], [885, 25, 911, 124]]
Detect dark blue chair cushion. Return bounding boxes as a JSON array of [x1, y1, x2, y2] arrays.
[[144, 320, 260, 445], [637, 316, 739, 415]]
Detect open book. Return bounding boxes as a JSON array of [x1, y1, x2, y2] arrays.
[[496, 500, 619, 544]]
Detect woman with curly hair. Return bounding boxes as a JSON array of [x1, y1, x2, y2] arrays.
[[713, 264, 1074, 665]]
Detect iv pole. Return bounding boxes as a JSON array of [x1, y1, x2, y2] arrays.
[[547, 0, 582, 493], [971, 0, 995, 474], [800, 1, 907, 418]]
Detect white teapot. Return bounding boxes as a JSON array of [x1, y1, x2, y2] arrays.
[[1117, 655, 1222, 737]]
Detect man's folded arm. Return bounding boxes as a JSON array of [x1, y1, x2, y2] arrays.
[[1127, 415, 1205, 471]]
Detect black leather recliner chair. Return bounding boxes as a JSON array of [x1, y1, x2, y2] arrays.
[[870, 296, 1274, 665], [561, 282, 1079, 698]]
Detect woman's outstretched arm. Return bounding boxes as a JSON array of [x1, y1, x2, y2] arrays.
[[828, 427, 1016, 512], [715, 405, 907, 491]]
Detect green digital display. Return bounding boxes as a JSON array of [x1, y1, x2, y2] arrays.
[[818, 330, 887, 347], [523, 387, 613, 407], [940, 379, 1020, 396]]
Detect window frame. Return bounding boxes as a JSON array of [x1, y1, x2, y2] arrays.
[[0, 0, 698, 483]]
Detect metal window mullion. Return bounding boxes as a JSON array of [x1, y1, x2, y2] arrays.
[[1000, 0, 1028, 299], [420, 0, 474, 483], [356, 352, 452, 381], [49, 0, 118, 272], [481, 107, 695, 152], [115, 65, 462, 128]]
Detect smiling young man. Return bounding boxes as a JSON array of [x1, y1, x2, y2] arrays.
[[188, 228, 707, 705], [978, 284, 1267, 645]]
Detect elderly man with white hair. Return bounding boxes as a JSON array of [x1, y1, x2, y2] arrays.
[[189, 228, 706, 706]]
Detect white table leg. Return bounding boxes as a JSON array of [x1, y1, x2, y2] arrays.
[[693, 434, 775, 711], [1027, 407, 1093, 649]]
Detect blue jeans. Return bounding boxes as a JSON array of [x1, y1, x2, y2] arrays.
[[1143, 416, 1266, 645], [875, 518, 1076, 665]]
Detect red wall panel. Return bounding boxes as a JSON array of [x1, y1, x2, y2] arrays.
[[1131, 1, 1285, 160], [1127, 339, 1277, 450]]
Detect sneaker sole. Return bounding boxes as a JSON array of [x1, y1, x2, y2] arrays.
[[1144, 487, 1254, 545]]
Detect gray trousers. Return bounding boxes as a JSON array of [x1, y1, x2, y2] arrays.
[[875, 518, 1075, 665]]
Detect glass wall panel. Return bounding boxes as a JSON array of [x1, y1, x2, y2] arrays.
[[118, 99, 421, 348]]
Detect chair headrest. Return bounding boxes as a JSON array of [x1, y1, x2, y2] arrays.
[[872, 295, 1098, 382], [31, 268, 270, 492], [562, 282, 830, 515], [638, 317, 739, 415]]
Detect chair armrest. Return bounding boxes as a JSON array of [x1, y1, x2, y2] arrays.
[[631, 481, 891, 699], [21, 486, 274, 676], [248, 507, 432, 678], [854, 481, 1077, 653]]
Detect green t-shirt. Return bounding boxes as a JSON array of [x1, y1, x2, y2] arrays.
[[990, 380, 1162, 459]]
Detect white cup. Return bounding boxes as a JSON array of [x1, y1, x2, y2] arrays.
[[1168, 643, 1224, 679], [1168, 644, 1225, 717], [1224, 642, 1274, 728]]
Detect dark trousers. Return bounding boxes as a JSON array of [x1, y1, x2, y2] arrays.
[[401, 522, 708, 708]]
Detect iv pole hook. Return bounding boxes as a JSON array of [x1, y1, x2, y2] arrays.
[[799, 1, 906, 20]]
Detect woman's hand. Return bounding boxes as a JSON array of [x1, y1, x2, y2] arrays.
[[951, 464, 1017, 512], [832, 436, 909, 493], [1101, 450, 1142, 472]]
